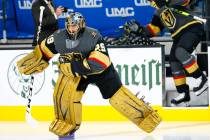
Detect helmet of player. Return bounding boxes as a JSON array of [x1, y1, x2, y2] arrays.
[[65, 12, 86, 40], [149, 0, 169, 9]]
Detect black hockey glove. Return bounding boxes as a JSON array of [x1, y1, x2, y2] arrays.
[[123, 19, 144, 35]]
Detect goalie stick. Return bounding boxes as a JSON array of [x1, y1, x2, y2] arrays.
[[24, 6, 45, 128], [36, 6, 45, 44], [25, 75, 38, 128]]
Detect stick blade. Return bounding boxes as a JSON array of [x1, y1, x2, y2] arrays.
[[25, 113, 38, 128]]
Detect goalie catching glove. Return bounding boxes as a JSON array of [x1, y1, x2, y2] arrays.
[[17, 45, 49, 75]]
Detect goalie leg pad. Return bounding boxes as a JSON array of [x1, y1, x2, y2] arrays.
[[49, 73, 83, 136], [109, 86, 161, 133], [17, 46, 49, 75]]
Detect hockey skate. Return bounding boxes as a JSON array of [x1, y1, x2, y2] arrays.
[[193, 74, 208, 96], [58, 132, 75, 140], [171, 91, 190, 107]]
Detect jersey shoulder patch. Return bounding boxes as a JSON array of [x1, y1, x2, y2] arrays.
[[160, 8, 176, 29], [85, 27, 101, 39], [91, 31, 97, 38]]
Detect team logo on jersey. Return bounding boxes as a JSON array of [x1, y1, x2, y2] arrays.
[[160, 8, 176, 29], [7, 54, 45, 98]]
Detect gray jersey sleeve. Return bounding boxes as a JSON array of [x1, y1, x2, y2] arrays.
[[70, 28, 112, 76]]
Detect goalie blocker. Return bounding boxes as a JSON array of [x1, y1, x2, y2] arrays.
[[16, 12, 161, 137]]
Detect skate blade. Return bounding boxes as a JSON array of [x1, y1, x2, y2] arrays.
[[170, 101, 190, 107], [184, 101, 190, 107], [25, 113, 38, 128], [195, 86, 208, 96], [59, 133, 75, 140], [170, 103, 177, 107]]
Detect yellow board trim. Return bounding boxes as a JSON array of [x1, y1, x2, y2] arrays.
[[0, 106, 210, 121]]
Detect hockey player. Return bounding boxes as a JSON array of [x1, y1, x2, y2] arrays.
[[31, 0, 65, 46], [124, 0, 208, 106], [17, 12, 161, 137]]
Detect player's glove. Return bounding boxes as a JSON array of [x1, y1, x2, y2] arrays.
[[59, 52, 83, 77], [17, 46, 49, 75], [123, 19, 144, 35], [59, 52, 83, 63]]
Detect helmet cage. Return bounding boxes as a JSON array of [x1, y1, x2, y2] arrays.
[[65, 12, 85, 40]]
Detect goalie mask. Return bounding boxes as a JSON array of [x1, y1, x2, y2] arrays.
[[65, 12, 86, 40]]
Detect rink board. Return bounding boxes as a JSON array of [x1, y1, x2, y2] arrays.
[[0, 46, 209, 121]]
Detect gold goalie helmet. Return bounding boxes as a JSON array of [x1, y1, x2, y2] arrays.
[[65, 12, 86, 40]]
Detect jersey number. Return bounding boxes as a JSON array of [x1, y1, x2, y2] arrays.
[[95, 43, 106, 52], [47, 35, 54, 44]]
